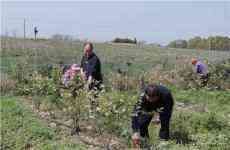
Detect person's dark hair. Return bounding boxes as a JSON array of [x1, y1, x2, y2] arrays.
[[83, 42, 94, 50], [145, 84, 159, 97]]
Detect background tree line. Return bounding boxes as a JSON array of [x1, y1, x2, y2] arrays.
[[168, 36, 230, 51], [112, 37, 137, 44]]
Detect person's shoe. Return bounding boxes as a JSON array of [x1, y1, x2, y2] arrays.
[[71, 126, 81, 135]]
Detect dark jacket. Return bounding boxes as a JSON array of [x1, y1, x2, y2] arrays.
[[132, 85, 174, 132], [80, 52, 103, 83]]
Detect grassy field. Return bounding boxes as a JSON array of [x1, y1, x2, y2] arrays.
[[1, 96, 87, 150], [1, 38, 230, 149], [1, 89, 230, 149], [1, 38, 230, 75]]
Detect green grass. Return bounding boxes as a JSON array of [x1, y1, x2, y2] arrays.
[[1, 89, 229, 149], [171, 87, 230, 112], [0, 96, 87, 150], [147, 88, 230, 149]]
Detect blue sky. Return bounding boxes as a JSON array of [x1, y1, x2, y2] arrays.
[[1, 1, 230, 44]]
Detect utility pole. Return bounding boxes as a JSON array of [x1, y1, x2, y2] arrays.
[[24, 19, 26, 39], [23, 18, 26, 49], [209, 36, 211, 51]]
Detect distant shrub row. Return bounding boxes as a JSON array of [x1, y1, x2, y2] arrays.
[[112, 37, 137, 44], [168, 36, 230, 51]]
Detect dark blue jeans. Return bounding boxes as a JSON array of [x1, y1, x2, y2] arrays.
[[159, 112, 172, 140]]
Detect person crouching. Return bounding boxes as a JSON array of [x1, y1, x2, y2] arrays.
[[131, 84, 174, 147]]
